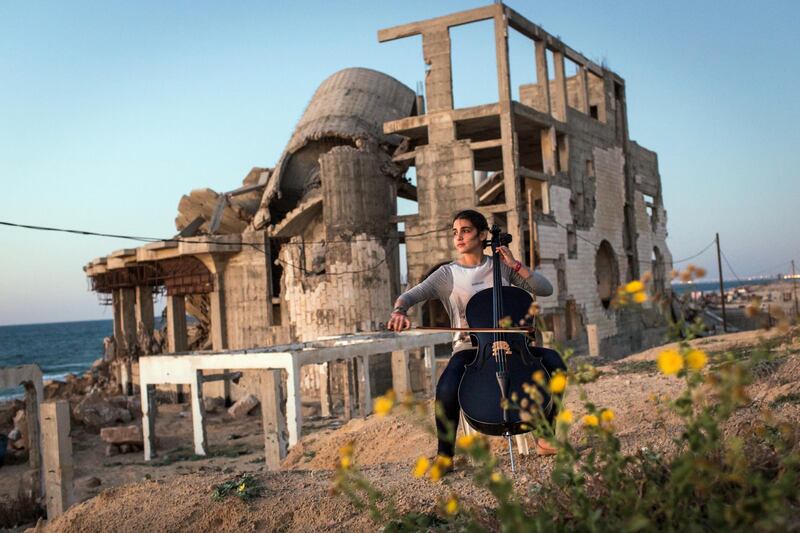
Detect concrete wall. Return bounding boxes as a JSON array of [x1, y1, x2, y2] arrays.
[[222, 234, 273, 351]]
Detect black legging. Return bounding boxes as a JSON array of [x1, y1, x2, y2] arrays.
[[435, 346, 567, 458]]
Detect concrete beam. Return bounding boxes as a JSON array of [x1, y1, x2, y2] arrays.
[[378, 4, 498, 42]]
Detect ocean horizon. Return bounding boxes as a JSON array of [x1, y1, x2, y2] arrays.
[[0, 319, 113, 400]]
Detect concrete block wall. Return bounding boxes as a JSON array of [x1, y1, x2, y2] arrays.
[[279, 235, 393, 342], [222, 233, 272, 350]]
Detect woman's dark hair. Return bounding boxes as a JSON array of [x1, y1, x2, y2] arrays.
[[452, 209, 489, 233]]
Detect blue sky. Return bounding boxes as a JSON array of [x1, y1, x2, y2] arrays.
[[1, 1, 798, 325]]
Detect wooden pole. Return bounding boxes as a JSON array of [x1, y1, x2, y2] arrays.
[[716, 233, 728, 332], [792, 260, 799, 319]]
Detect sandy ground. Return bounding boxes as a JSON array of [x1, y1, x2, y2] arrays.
[[4, 327, 799, 532]]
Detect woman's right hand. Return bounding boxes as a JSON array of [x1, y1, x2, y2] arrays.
[[387, 311, 411, 332]]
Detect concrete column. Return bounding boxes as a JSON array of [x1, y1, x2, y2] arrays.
[[286, 361, 302, 447], [534, 40, 551, 116], [318, 363, 332, 417], [209, 279, 228, 351], [423, 345, 437, 395], [577, 67, 591, 114], [142, 384, 157, 460], [190, 370, 207, 456], [261, 369, 288, 469], [391, 350, 412, 398], [421, 26, 453, 112], [356, 355, 372, 417], [494, 12, 525, 260], [340, 360, 356, 421], [540, 127, 557, 175], [120, 361, 132, 396], [112, 289, 123, 353], [119, 287, 137, 354], [166, 294, 188, 353], [587, 324, 600, 357], [41, 401, 73, 519], [551, 50, 568, 122], [23, 382, 41, 472], [135, 286, 154, 334]]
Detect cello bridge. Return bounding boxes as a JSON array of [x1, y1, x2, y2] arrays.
[[492, 341, 512, 358]]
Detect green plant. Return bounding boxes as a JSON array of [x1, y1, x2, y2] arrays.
[[334, 267, 800, 531], [211, 473, 263, 502]]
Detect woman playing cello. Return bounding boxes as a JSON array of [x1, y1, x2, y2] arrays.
[[387, 209, 566, 466]]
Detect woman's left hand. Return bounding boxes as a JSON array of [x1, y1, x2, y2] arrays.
[[497, 246, 516, 268]]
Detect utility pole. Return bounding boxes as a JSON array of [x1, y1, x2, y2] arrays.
[[715, 233, 728, 332], [792, 260, 799, 321]]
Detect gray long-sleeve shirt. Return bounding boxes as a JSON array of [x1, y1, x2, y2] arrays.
[[397, 255, 553, 352]]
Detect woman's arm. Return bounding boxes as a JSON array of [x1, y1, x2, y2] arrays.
[[496, 245, 553, 296], [387, 265, 452, 331]]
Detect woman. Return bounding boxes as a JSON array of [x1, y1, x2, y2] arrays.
[[387, 209, 565, 463]]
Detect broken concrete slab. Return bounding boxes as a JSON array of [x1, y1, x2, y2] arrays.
[[227, 394, 259, 419], [100, 425, 143, 446]]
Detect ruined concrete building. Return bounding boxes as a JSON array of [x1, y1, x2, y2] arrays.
[[84, 4, 671, 385]]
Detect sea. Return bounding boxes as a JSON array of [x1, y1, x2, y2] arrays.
[[0, 319, 112, 401], [671, 277, 778, 295]]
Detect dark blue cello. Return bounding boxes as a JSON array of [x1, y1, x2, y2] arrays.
[[458, 225, 554, 471]]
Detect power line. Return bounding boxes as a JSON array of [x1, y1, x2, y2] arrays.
[[0, 219, 448, 279], [720, 249, 743, 282], [672, 238, 716, 264], [0, 219, 450, 246]]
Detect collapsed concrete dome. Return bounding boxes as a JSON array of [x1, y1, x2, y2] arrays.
[[253, 67, 416, 231]]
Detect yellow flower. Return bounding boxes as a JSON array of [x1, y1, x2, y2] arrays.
[[625, 280, 644, 293], [556, 409, 573, 424], [340, 456, 352, 470], [600, 409, 615, 423], [686, 349, 708, 370], [435, 455, 453, 468], [237, 482, 246, 492], [490, 471, 503, 484], [456, 434, 476, 449], [373, 391, 395, 416], [445, 496, 458, 515], [633, 291, 648, 304], [412, 456, 430, 478], [429, 465, 442, 481], [532, 370, 545, 385], [549, 373, 567, 394], [657, 349, 684, 375], [339, 442, 354, 457], [582, 414, 599, 427]]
